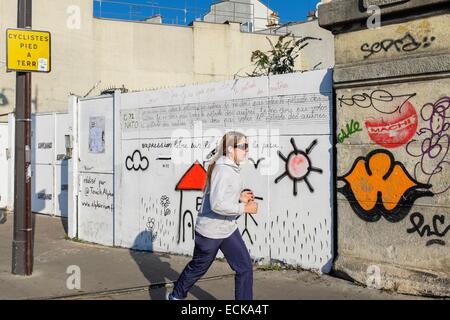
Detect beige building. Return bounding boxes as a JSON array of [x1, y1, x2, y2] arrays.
[[257, 18, 335, 71], [0, 0, 331, 120], [203, 0, 280, 32]]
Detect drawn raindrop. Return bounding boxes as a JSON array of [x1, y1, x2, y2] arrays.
[[283, 221, 285, 229]]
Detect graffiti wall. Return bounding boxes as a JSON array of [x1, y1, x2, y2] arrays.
[[336, 78, 450, 286], [111, 70, 334, 272]]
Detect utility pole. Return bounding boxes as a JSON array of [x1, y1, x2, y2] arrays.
[[12, 0, 33, 276]]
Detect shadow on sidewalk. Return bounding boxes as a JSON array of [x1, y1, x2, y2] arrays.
[[130, 230, 217, 300]]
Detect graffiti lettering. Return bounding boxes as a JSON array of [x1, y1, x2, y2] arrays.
[[361, 32, 435, 59], [365, 101, 418, 148], [81, 200, 114, 211], [337, 120, 363, 144], [406, 96, 450, 195], [407, 212, 450, 246], [338, 90, 416, 114], [338, 149, 434, 222]]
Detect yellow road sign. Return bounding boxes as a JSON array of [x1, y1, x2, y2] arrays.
[[6, 28, 51, 73]]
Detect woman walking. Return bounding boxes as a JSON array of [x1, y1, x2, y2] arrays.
[[167, 131, 258, 300]]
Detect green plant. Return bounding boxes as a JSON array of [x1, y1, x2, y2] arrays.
[[248, 33, 321, 77], [65, 236, 90, 244]]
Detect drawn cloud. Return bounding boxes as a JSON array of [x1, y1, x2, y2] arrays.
[[126, 150, 149, 171]]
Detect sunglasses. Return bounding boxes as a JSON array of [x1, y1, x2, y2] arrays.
[[234, 143, 249, 151]]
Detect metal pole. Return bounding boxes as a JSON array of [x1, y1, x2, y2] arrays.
[[12, 0, 33, 276]]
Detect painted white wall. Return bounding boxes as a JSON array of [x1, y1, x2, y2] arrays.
[[0, 124, 8, 208], [76, 96, 115, 246], [71, 70, 334, 272]]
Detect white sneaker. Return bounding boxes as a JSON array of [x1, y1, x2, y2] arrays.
[[165, 291, 181, 300]]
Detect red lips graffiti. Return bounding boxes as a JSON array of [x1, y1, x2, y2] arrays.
[[365, 101, 418, 148]]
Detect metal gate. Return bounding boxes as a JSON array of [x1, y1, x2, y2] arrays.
[[8, 113, 71, 217]]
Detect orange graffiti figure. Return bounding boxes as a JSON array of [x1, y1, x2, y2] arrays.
[[338, 150, 434, 222]]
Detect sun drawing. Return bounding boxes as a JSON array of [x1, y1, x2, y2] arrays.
[[275, 138, 323, 196]]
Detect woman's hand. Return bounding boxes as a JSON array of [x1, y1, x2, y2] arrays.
[[244, 201, 258, 215], [240, 190, 254, 204]]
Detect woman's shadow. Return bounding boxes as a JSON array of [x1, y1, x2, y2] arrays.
[[130, 230, 217, 300]]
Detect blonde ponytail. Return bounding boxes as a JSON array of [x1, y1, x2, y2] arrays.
[[203, 131, 246, 191]]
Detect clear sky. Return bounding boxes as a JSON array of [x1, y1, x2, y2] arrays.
[[93, 0, 321, 25]]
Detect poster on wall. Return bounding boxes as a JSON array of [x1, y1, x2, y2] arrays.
[[89, 117, 105, 154]]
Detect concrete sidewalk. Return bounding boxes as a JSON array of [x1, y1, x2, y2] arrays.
[[0, 213, 435, 300]]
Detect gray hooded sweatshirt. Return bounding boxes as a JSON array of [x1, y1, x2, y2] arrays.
[[195, 156, 246, 239]]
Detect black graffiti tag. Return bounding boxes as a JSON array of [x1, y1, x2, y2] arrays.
[[406, 96, 450, 195], [361, 32, 436, 59], [338, 90, 416, 114], [407, 212, 450, 246]]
